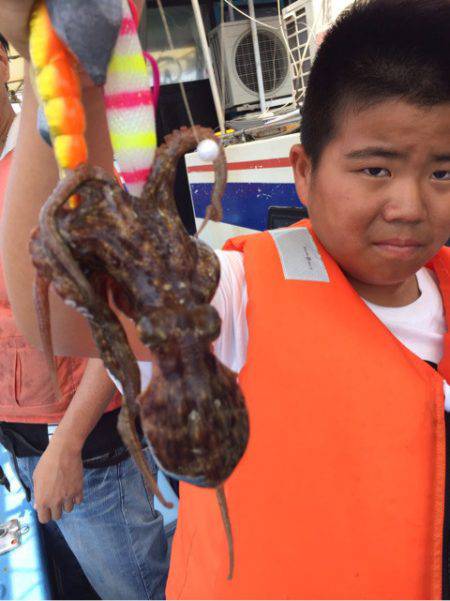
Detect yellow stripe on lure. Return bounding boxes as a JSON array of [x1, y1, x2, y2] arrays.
[[29, 0, 87, 173]]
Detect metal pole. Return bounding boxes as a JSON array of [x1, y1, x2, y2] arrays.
[[191, 0, 226, 132], [248, 0, 267, 112], [228, 2, 235, 20]]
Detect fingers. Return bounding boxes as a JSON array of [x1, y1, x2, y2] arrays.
[[51, 504, 62, 521], [35, 496, 82, 523], [36, 505, 52, 524], [63, 498, 74, 513]]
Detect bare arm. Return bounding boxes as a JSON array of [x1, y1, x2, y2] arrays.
[[49, 357, 119, 452], [0, 0, 148, 359], [1, 71, 150, 359], [33, 357, 120, 523]]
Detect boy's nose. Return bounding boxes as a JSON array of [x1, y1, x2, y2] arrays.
[[382, 179, 427, 223]]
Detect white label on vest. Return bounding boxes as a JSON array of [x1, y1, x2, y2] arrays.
[[269, 227, 329, 282]]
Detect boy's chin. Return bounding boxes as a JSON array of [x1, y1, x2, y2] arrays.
[[344, 260, 424, 289], [360, 267, 422, 288]]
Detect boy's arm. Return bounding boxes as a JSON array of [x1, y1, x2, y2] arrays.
[[32, 357, 120, 523]]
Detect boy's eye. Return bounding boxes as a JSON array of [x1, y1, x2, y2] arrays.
[[432, 170, 450, 181], [362, 167, 390, 177]]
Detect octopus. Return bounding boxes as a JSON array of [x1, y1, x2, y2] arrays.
[[30, 126, 250, 578]]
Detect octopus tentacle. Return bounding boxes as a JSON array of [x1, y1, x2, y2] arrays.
[[33, 275, 60, 398], [89, 315, 172, 509], [217, 486, 234, 580], [142, 126, 226, 233], [38, 166, 116, 305]]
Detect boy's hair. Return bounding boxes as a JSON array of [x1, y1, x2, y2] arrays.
[[0, 34, 9, 53], [301, 0, 450, 168]]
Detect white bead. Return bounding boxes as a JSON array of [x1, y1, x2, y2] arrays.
[[197, 138, 220, 162]]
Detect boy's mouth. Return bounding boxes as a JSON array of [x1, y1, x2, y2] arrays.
[[373, 238, 424, 258]]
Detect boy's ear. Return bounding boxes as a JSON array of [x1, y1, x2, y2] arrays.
[[289, 144, 313, 208]]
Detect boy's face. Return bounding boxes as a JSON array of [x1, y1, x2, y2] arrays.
[[291, 99, 450, 303]]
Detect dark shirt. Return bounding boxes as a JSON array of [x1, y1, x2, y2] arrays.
[[0, 408, 141, 468]]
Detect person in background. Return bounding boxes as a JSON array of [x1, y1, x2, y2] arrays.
[[1, 0, 450, 598], [0, 32, 169, 600]]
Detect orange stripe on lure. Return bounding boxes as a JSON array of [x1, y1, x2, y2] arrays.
[[29, 0, 87, 177]]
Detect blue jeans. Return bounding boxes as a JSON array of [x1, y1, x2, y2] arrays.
[[15, 447, 170, 600]]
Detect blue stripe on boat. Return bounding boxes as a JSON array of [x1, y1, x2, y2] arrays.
[[190, 182, 301, 231]]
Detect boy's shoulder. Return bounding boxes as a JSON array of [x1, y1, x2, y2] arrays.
[[215, 249, 245, 282]]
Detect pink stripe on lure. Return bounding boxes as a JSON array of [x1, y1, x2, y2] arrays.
[[119, 168, 150, 183], [119, 18, 135, 35], [105, 89, 153, 109]]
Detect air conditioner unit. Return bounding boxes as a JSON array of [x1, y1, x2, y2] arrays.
[[209, 17, 292, 110], [282, 0, 316, 105]]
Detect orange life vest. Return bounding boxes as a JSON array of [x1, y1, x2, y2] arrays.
[[167, 221, 450, 599], [0, 149, 121, 423]]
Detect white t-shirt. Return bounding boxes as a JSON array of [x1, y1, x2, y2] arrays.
[[136, 251, 446, 392], [363, 267, 446, 366]]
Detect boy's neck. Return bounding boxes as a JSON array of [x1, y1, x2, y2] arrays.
[[346, 272, 421, 307]]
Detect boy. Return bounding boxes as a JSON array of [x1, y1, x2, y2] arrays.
[[1, 0, 450, 597]]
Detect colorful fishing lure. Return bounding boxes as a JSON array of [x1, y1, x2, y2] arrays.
[[104, 0, 157, 197], [30, 0, 157, 199], [29, 0, 87, 174]]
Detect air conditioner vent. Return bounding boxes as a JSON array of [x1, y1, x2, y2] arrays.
[[209, 17, 292, 110], [234, 30, 289, 95]]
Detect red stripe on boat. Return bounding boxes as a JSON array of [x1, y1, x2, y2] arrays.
[[104, 90, 153, 110], [187, 157, 291, 172]]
